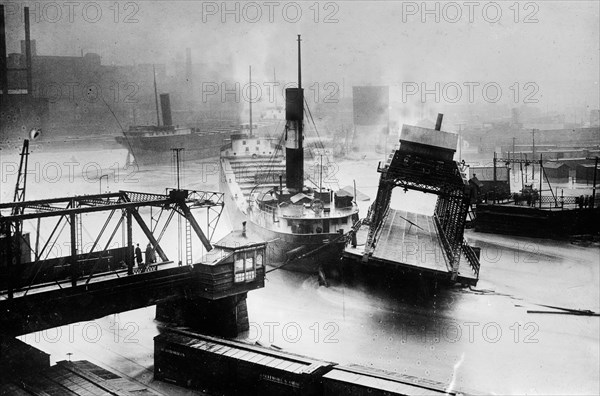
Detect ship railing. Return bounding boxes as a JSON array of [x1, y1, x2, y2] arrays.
[[261, 204, 278, 216], [249, 203, 280, 228], [252, 200, 359, 221], [251, 202, 277, 217]]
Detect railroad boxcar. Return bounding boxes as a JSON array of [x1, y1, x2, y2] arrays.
[[321, 364, 467, 396], [154, 329, 334, 395]]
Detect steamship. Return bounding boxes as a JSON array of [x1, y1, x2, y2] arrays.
[[115, 76, 235, 166], [219, 36, 360, 273]]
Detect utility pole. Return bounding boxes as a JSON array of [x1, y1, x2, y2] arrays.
[[524, 153, 528, 184], [456, 123, 465, 161], [586, 156, 598, 209], [539, 154, 543, 208], [99, 174, 108, 194], [593, 156, 598, 209], [172, 148, 184, 189], [493, 152, 497, 204], [520, 153, 524, 191], [531, 129, 536, 179]]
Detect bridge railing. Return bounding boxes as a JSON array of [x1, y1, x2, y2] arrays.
[[461, 241, 480, 278], [433, 214, 454, 273], [481, 193, 597, 209], [366, 202, 390, 251], [1, 260, 175, 297]]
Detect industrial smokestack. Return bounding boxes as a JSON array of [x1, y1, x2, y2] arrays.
[[24, 7, 32, 94], [0, 5, 7, 97], [435, 113, 444, 131], [159, 94, 172, 126]]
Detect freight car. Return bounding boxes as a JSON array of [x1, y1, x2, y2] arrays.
[[154, 329, 470, 395], [322, 364, 465, 395], [154, 329, 334, 395]]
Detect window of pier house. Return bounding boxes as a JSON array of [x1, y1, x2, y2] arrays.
[[234, 249, 260, 282]]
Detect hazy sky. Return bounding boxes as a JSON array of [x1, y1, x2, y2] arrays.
[[3, 0, 599, 111]]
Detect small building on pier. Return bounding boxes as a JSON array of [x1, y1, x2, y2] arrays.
[[576, 163, 600, 184], [543, 161, 570, 183]]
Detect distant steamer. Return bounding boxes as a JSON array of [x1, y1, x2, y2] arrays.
[[115, 72, 236, 166]]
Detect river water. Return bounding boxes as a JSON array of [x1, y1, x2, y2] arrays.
[[2, 147, 598, 395]]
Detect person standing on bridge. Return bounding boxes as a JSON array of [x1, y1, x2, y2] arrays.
[[145, 243, 156, 265], [135, 243, 143, 270]]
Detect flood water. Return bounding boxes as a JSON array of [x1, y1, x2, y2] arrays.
[[2, 147, 598, 395]]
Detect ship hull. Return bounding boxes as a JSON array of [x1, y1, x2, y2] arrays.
[[116, 132, 227, 166], [220, 169, 345, 274], [475, 203, 600, 238]]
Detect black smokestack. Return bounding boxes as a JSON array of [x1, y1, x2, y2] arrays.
[[24, 7, 32, 94], [160, 93, 172, 126], [285, 88, 304, 191], [1, 5, 8, 97], [284, 35, 304, 193], [435, 113, 444, 131]]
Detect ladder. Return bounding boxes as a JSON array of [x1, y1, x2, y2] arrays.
[[185, 219, 192, 265], [76, 214, 83, 254]]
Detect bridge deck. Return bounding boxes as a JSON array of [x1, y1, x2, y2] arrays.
[[0, 231, 267, 336], [372, 210, 449, 274], [0, 261, 177, 300], [344, 210, 478, 285]]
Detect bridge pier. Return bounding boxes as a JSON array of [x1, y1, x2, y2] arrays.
[[156, 293, 249, 338]]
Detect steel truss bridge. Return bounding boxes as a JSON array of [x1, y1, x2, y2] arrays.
[[351, 119, 480, 286]]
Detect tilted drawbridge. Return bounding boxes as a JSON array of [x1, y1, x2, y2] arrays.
[[345, 114, 480, 286]]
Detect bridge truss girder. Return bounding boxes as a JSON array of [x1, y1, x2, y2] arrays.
[[0, 189, 224, 300], [366, 152, 471, 280]]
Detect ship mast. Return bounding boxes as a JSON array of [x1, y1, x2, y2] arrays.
[[284, 35, 304, 192], [249, 65, 253, 137], [273, 68, 277, 108], [153, 64, 160, 126], [297, 34, 302, 90]]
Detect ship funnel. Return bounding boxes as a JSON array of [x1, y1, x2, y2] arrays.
[[435, 113, 444, 131], [285, 88, 304, 192], [24, 7, 32, 94], [160, 93, 172, 126], [284, 34, 305, 192]]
